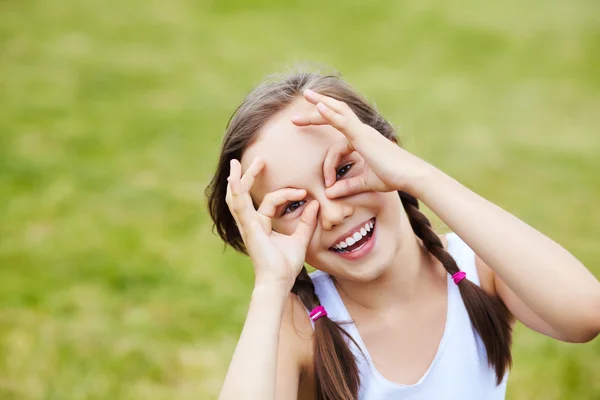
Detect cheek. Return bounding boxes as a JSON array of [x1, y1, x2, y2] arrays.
[[304, 222, 328, 268], [304, 244, 323, 271], [355, 190, 398, 215], [376, 190, 401, 208], [271, 219, 297, 236]]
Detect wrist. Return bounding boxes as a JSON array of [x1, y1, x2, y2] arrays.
[[249, 283, 290, 323], [404, 161, 443, 199], [252, 281, 290, 302]]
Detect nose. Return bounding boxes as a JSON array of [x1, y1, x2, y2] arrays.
[[318, 197, 353, 231]]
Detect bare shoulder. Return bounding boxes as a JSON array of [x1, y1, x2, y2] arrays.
[[278, 293, 315, 399], [473, 253, 498, 296], [280, 292, 314, 359]]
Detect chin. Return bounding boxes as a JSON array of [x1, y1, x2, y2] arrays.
[[346, 264, 388, 283], [310, 249, 395, 283]]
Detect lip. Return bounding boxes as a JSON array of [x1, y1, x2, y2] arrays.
[[331, 220, 377, 261], [328, 217, 376, 249]]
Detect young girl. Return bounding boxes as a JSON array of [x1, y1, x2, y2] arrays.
[[205, 71, 600, 399]]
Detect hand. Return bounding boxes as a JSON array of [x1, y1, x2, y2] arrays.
[[292, 89, 430, 198], [226, 158, 320, 291]]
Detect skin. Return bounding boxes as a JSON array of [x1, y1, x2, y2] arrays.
[[218, 89, 600, 400], [242, 97, 437, 290]]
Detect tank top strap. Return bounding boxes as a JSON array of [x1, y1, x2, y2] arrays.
[[446, 232, 481, 287], [305, 235, 507, 398], [307, 270, 353, 329], [307, 232, 480, 327]]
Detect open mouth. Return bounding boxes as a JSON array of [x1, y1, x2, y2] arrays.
[[330, 218, 376, 254]]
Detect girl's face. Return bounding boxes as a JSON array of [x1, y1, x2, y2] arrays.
[[241, 98, 408, 282]]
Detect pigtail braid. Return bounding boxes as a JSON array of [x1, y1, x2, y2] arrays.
[[291, 267, 361, 400], [399, 192, 513, 384]]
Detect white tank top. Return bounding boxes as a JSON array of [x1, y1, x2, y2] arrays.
[[309, 233, 508, 399]]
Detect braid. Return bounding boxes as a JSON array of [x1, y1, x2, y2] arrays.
[[291, 267, 362, 400], [398, 192, 460, 275], [399, 191, 513, 384], [291, 267, 320, 309]]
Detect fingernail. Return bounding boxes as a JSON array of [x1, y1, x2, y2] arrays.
[[304, 89, 314, 96]]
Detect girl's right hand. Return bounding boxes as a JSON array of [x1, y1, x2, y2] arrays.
[[226, 158, 320, 292]]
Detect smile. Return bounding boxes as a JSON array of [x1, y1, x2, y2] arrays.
[[329, 218, 377, 260]]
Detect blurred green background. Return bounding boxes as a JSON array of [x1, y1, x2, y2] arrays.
[[1, 0, 599, 399]]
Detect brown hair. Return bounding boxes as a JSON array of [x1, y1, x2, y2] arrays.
[[205, 70, 512, 399]]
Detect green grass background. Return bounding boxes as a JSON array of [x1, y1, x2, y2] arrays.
[[1, 0, 599, 398]]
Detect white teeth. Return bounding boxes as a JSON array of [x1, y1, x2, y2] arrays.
[[332, 219, 376, 250]]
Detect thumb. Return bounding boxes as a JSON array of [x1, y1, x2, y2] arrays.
[[292, 200, 320, 248], [325, 176, 369, 199]]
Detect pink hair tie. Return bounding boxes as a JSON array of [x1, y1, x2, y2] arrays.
[[452, 271, 467, 285], [309, 305, 328, 322]]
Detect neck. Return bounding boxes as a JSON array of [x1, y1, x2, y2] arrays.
[[334, 230, 447, 312]]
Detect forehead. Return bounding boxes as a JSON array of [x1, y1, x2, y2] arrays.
[[241, 97, 346, 202]]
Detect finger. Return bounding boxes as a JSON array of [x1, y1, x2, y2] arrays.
[[257, 188, 307, 218], [228, 158, 242, 194], [291, 112, 328, 126], [226, 178, 245, 236], [240, 157, 265, 192], [325, 176, 369, 199], [225, 177, 242, 229], [225, 159, 242, 222], [292, 200, 320, 248], [316, 102, 353, 136], [227, 159, 254, 226], [323, 140, 355, 188], [303, 89, 344, 114]]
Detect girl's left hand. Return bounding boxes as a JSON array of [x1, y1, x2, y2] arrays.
[[291, 89, 431, 198]]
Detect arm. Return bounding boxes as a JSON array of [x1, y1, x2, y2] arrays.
[[221, 158, 319, 398], [220, 285, 289, 399], [276, 295, 314, 399], [474, 254, 563, 340], [292, 90, 600, 342], [220, 287, 308, 400], [413, 166, 600, 343]]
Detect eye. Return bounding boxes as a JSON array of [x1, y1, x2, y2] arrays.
[[336, 163, 353, 180], [282, 200, 306, 216]]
